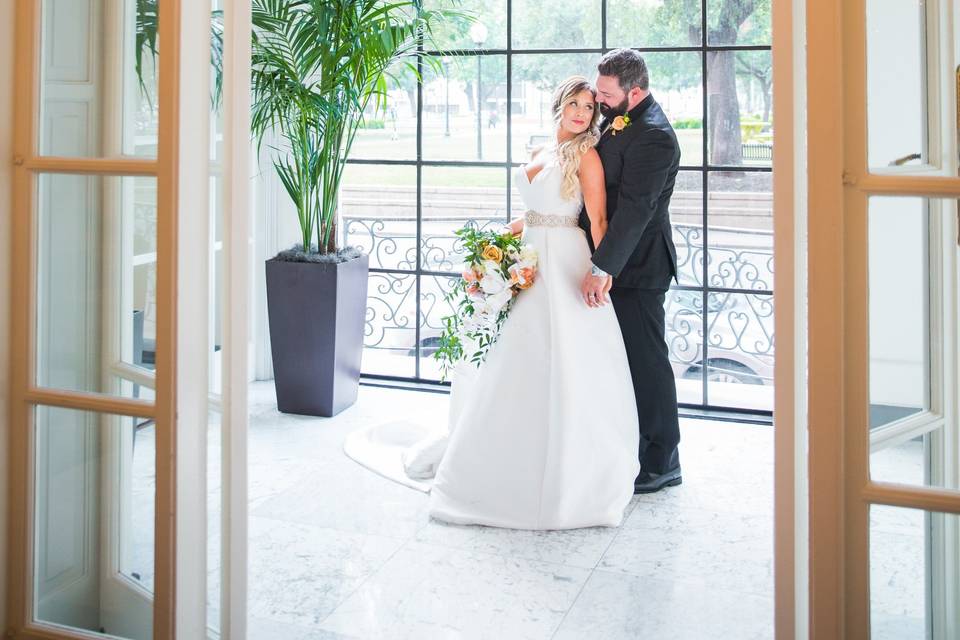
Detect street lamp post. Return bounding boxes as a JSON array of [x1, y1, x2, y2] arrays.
[[442, 57, 451, 137], [469, 22, 487, 160]]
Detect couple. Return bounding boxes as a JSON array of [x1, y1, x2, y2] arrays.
[[406, 49, 681, 530]]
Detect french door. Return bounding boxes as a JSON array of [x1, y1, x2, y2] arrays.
[[7, 0, 249, 638], [805, 0, 960, 637]]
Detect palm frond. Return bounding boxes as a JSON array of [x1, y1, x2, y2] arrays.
[[251, 0, 459, 255]]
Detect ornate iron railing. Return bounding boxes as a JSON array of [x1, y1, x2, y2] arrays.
[[346, 214, 774, 387]]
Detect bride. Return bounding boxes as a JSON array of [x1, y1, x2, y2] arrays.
[[404, 76, 640, 530]]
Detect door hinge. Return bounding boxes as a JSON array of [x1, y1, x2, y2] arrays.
[[842, 170, 858, 185]]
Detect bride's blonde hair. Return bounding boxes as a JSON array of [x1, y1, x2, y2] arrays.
[[551, 76, 601, 200]]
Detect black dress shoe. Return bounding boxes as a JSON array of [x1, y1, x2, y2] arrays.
[[633, 467, 682, 494]]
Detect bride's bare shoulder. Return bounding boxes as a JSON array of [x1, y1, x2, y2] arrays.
[[578, 147, 603, 175]]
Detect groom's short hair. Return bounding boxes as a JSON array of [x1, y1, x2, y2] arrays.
[[597, 48, 649, 92]]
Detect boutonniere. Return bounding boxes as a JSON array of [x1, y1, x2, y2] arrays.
[[610, 114, 631, 136]]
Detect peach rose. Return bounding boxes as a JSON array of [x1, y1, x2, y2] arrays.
[[481, 245, 504, 263], [462, 268, 478, 283], [516, 267, 536, 289], [610, 114, 631, 136]]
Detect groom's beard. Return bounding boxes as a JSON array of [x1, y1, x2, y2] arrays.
[[598, 96, 630, 119]]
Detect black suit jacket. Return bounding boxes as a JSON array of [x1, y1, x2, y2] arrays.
[[580, 93, 680, 290]]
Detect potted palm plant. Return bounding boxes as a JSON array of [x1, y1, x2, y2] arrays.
[[251, 0, 451, 416]]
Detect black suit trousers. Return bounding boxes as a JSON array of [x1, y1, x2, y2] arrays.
[[609, 287, 681, 475]]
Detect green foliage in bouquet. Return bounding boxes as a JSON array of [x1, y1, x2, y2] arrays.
[[434, 224, 537, 381]]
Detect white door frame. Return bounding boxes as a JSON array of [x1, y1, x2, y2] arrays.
[[804, 0, 960, 638], [2, 0, 246, 637], [217, 0, 251, 637], [771, 0, 808, 635]]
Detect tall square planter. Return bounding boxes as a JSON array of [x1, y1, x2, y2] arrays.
[[265, 253, 369, 417]]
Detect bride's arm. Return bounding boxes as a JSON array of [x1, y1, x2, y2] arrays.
[[579, 148, 607, 248]]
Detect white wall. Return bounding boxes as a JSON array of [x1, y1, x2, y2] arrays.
[[0, 0, 14, 630], [865, 0, 927, 410]]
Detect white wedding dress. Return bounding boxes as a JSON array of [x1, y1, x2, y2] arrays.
[[402, 144, 640, 529]]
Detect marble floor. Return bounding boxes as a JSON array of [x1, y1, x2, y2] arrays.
[[241, 382, 775, 639], [130, 381, 927, 639]]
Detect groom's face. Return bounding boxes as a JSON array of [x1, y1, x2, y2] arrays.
[[595, 75, 630, 119]]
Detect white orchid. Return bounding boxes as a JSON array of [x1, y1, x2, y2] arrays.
[[479, 271, 508, 295]]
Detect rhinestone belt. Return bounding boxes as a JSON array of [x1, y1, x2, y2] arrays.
[[524, 210, 580, 228]]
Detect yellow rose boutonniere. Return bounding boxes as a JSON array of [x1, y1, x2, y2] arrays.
[[610, 114, 631, 136], [481, 244, 504, 263]]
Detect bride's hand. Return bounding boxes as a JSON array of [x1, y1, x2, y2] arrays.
[[580, 270, 611, 307]]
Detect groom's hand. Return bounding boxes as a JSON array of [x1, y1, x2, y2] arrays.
[[580, 271, 612, 307]]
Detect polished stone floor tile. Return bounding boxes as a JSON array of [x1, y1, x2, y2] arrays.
[[248, 616, 363, 640], [251, 453, 431, 538], [415, 518, 621, 569], [553, 569, 774, 640], [246, 516, 406, 627], [600, 501, 773, 598], [318, 542, 591, 640], [128, 383, 928, 639]]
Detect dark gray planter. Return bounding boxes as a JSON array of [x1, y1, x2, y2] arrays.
[[265, 253, 369, 417]]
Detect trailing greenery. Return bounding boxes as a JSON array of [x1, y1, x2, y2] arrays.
[[250, 0, 458, 255], [433, 225, 537, 381]]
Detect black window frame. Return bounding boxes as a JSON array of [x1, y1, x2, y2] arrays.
[[349, 0, 774, 418]]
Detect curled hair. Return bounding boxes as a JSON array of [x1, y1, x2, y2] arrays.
[[551, 76, 600, 201]]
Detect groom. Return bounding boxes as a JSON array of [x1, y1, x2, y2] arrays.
[[579, 48, 682, 494]]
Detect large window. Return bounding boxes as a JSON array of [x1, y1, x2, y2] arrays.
[[345, 0, 773, 413]]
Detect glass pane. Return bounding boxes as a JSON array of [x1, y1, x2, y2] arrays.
[[208, 3, 224, 630], [706, 51, 772, 167], [607, 0, 702, 48], [672, 171, 704, 287], [33, 406, 153, 637], [207, 409, 222, 634], [126, 414, 156, 590], [705, 292, 774, 410], [707, 171, 773, 291], [866, 0, 927, 169], [341, 164, 417, 272], [363, 272, 418, 377], [646, 52, 704, 167], [40, 0, 159, 157], [423, 54, 507, 162], [706, 0, 771, 46], [868, 197, 929, 429], [352, 60, 418, 161], [868, 505, 959, 638], [510, 53, 597, 163], [666, 288, 705, 406], [424, 0, 507, 50], [418, 273, 460, 381], [871, 430, 945, 489], [511, 0, 601, 48], [421, 166, 508, 272], [34, 174, 158, 398]]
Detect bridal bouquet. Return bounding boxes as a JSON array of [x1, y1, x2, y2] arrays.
[[434, 225, 538, 380]]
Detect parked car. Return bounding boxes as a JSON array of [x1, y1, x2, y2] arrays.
[[664, 289, 773, 385]]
